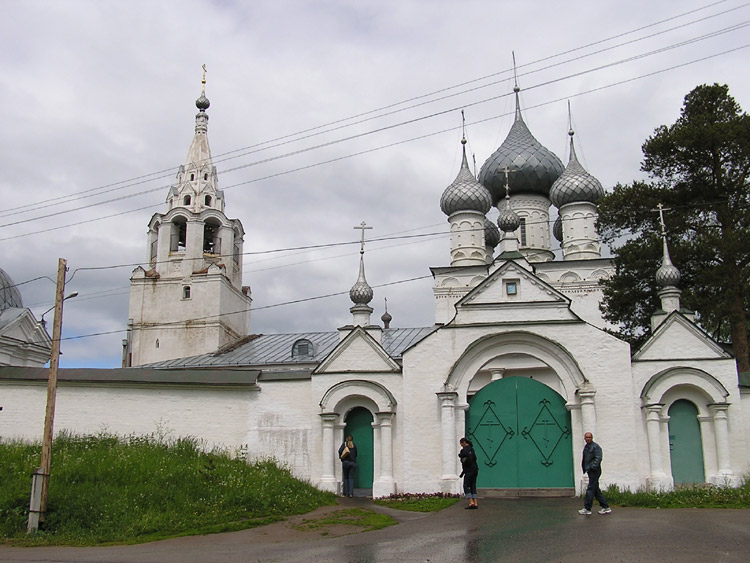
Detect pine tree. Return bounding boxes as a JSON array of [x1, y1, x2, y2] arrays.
[[597, 83, 750, 373]]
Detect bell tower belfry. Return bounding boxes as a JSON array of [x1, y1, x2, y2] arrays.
[[124, 68, 252, 367]]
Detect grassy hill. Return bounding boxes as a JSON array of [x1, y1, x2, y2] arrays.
[[0, 432, 336, 546]]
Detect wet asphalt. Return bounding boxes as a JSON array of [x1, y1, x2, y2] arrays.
[[1, 496, 749, 562]]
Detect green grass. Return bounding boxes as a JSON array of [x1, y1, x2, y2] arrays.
[[292, 507, 396, 535], [603, 480, 750, 509], [374, 492, 460, 512], [0, 432, 336, 546]]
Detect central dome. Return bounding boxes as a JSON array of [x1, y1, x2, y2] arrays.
[[478, 91, 563, 203]]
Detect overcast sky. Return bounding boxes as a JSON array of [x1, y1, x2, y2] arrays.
[[2, 0, 749, 368]]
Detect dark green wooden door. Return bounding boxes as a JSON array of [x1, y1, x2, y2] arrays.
[[668, 400, 705, 484], [345, 407, 373, 489], [467, 377, 573, 488]]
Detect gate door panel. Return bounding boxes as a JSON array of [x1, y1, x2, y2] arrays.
[[467, 377, 573, 488]]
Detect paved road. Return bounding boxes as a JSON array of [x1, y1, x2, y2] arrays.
[[2, 497, 749, 562]]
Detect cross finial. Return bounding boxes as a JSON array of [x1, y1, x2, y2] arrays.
[[201, 64, 207, 94], [656, 202, 671, 238], [502, 165, 517, 199], [354, 221, 373, 254]]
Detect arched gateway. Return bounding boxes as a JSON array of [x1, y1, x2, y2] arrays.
[[467, 377, 573, 488]]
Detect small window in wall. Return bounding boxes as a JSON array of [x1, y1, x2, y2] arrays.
[[183, 195, 191, 206], [205, 195, 212, 206], [519, 218, 527, 246], [204, 173, 208, 181], [292, 338, 314, 359], [155, 339, 160, 349], [190, 173, 195, 181], [505, 280, 518, 296], [183, 286, 191, 299]]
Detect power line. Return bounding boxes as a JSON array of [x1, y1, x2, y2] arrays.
[[2, 5, 747, 229]]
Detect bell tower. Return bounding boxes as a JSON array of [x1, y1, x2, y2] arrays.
[[124, 68, 252, 366]]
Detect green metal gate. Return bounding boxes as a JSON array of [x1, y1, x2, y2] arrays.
[[466, 377, 573, 488], [668, 399, 705, 484], [345, 407, 374, 489]]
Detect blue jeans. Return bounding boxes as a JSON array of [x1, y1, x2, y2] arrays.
[[584, 468, 609, 510], [342, 460, 357, 496]]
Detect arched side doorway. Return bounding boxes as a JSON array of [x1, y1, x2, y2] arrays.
[[344, 407, 374, 489], [466, 377, 573, 488], [668, 400, 705, 484]]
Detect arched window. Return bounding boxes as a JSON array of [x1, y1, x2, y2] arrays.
[[204, 173, 208, 181], [170, 217, 187, 251], [292, 339, 314, 359], [183, 286, 191, 299], [203, 219, 221, 254], [519, 218, 527, 246], [190, 173, 195, 181], [205, 195, 212, 206], [183, 195, 191, 206]]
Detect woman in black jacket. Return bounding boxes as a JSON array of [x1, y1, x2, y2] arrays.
[[458, 437, 479, 509], [338, 435, 358, 497]]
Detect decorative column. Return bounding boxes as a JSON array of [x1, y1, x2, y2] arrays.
[[319, 413, 338, 492], [578, 388, 597, 436], [437, 392, 458, 488], [644, 404, 671, 490], [489, 368, 505, 381], [708, 404, 738, 485], [373, 412, 396, 497]]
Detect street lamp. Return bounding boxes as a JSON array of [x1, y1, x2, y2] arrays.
[[40, 291, 78, 329], [28, 259, 76, 533]]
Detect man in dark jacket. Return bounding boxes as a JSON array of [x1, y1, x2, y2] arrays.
[[579, 432, 611, 515]]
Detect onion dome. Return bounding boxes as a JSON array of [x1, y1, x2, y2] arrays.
[[440, 139, 492, 216], [484, 217, 500, 248], [196, 93, 210, 111], [0, 267, 23, 311], [350, 254, 373, 305], [553, 215, 563, 242], [656, 240, 681, 288], [381, 298, 392, 328], [549, 128, 604, 207], [497, 189, 521, 233], [478, 87, 564, 204]]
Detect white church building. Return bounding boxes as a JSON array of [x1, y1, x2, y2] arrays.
[[1, 79, 748, 497]]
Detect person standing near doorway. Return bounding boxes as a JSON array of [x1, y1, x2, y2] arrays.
[[339, 435, 358, 497], [459, 437, 479, 509], [579, 432, 612, 515]]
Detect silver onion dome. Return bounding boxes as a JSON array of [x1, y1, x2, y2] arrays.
[[479, 88, 564, 204], [440, 139, 492, 216], [196, 93, 210, 111], [497, 190, 521, 233], [553, 215, 563, 242], [549, 130, 603, 207], [484, 217, 500, 248], [350, 255, 373, 305], [0, 267, 23, 311]]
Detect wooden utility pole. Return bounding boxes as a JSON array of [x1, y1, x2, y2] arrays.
[[28, 258, 67, 533]]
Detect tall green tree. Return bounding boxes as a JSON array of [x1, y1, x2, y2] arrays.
[[597, 83, 750, 373]]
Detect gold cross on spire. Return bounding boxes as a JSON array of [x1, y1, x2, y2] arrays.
[[201, 64, 207, 94], [354, 221, 373, 254]]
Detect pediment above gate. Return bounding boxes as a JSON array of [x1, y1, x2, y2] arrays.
[[633, 312, 732, 361], [451, 261, 578, 324], [314, 327, 401, 375]]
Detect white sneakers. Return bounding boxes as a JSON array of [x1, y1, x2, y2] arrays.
[[578, 507, 612, 515]]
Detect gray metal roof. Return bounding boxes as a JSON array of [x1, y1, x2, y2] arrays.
[[0, 268, 23, 311], [146, 327, 435, 369], [478, 91, 563, 202]]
